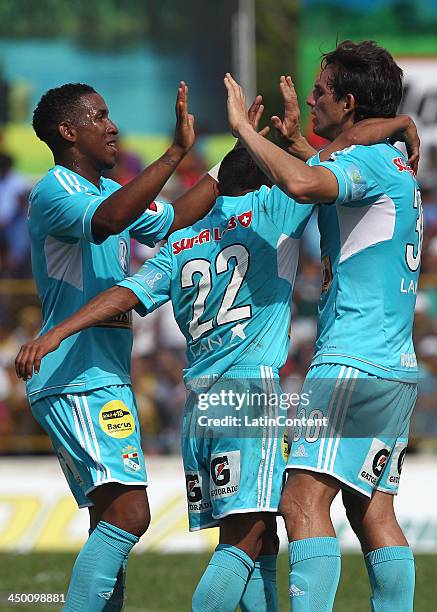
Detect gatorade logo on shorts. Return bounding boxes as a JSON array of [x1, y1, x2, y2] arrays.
[[358, 438, 392, 486], [185, 472, 212, 513], [388, 442, 408, 485], [99, 400, 135, 439], [210, 450, 240, 499]]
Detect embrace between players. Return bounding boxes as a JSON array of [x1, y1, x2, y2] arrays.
[[16, 40, 421, 611]]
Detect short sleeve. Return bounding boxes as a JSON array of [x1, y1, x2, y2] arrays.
[[32, 170, 105, 243], [261, 185, 314, 238], [315, 145, 384, 207], [128, 200, 174, 246], [117, 241, 173, 316]]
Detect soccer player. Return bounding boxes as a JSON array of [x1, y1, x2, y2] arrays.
[[225, 41, 421, 612], [17, 112, 417, 610], [25, 80, 223, 611]]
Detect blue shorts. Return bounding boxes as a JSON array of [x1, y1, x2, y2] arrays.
[[287, 364, 417, 497], [182, 367, 289, 531], [31, 385, 147, 508]]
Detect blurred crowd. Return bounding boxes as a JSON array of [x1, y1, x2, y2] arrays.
[[0, 141, 436, 455]]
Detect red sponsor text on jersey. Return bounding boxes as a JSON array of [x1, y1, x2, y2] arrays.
[[393, 157, 415, 177], [172, 211, 253, 255]]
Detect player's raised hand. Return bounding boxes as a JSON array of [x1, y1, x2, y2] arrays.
[[401, 118, 420, 175], [271, 76, 303, 144], [15, 330, 63, 381], [173, 81, 195, 153], [247, 95, 270, 137], [224, 73, 252, 137]]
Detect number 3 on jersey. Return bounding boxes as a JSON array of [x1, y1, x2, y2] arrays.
[[405, 188, 423, 272], [181, 244, 252, 341]]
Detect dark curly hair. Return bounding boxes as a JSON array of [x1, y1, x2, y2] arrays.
[[322, 40, 403, 121], [32, 83, 96, 150], [218, 148, 273, 196]]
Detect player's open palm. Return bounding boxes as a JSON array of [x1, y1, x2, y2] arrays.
[[15, 331, 62, 381], [173, 81, 195, 153], [224, 73, 251, 137], [271, 76, 303, 145]]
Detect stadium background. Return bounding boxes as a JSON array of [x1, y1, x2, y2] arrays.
[[0, 0, 436, 609]]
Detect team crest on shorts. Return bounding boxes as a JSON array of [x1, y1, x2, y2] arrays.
[[122, 445, 141, 473], [99, 400, 135, 439], [210, 450, 240, 499], [358, 438, 392, 486]]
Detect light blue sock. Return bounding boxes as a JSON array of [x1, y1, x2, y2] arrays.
[[289, 537, 341, 611], [64, 521, 138, 611], [240, 555, 279, 612], [103, 557, 128, 611], [365, 546, 415, 612], [192, 544, 254, 612]]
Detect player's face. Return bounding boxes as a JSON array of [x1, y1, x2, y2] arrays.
[[306, 66, 345, 141], [74, 93, 119, 170]]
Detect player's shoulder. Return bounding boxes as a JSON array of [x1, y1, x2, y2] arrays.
[[32, 166, 95, 201], [100, 176, 122, 193]]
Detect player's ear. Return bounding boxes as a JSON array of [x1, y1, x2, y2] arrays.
[[58, 121, 77, 143], [343, 93, 356, 115]]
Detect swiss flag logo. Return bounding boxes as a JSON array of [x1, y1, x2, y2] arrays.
[[237, 210, 252, 228]]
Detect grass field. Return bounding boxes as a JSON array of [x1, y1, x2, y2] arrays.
[[0, 553, 436, 611]]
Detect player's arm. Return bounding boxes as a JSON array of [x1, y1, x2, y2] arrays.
[[225, 73, 337, 204], [167, 95, 269, 233], [320, 115, 420, 173], [91, 82, 195, 240], [15, 287, 139, 380], [270, 75, 317, 162]]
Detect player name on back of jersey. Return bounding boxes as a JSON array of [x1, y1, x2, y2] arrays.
[[172, 211, 253, 255]]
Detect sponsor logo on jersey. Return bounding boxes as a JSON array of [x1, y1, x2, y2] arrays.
[[119, 238, 129, 274], [210, 450, 240, 498], [358, 438, 392, 486], [145, 201, 164, 215], [122, 445, 141, 473], [185, 472, 212, 513], [172, 211, 253, 255], [99, 400, 135, 439], [393, 156, 415, 177]]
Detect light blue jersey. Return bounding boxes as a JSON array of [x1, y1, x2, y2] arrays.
[[119, 186, 313, 387], [120, 186, 313, 528], [311, 144, 422, 381], [27, 165, 174, 401]]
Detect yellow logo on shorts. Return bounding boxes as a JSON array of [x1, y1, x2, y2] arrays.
[[281, 432, 290, 461], [98, 401, 135, 439]]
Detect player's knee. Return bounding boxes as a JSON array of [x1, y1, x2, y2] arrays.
[[106, 502, 151, 538]]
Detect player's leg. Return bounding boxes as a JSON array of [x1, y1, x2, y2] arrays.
[[240, 514, 280, 612], [280, 469, 341, 611], [65, 483, 150, 612], [192, 512, 273, 612], [342, 489, 414, 612]]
